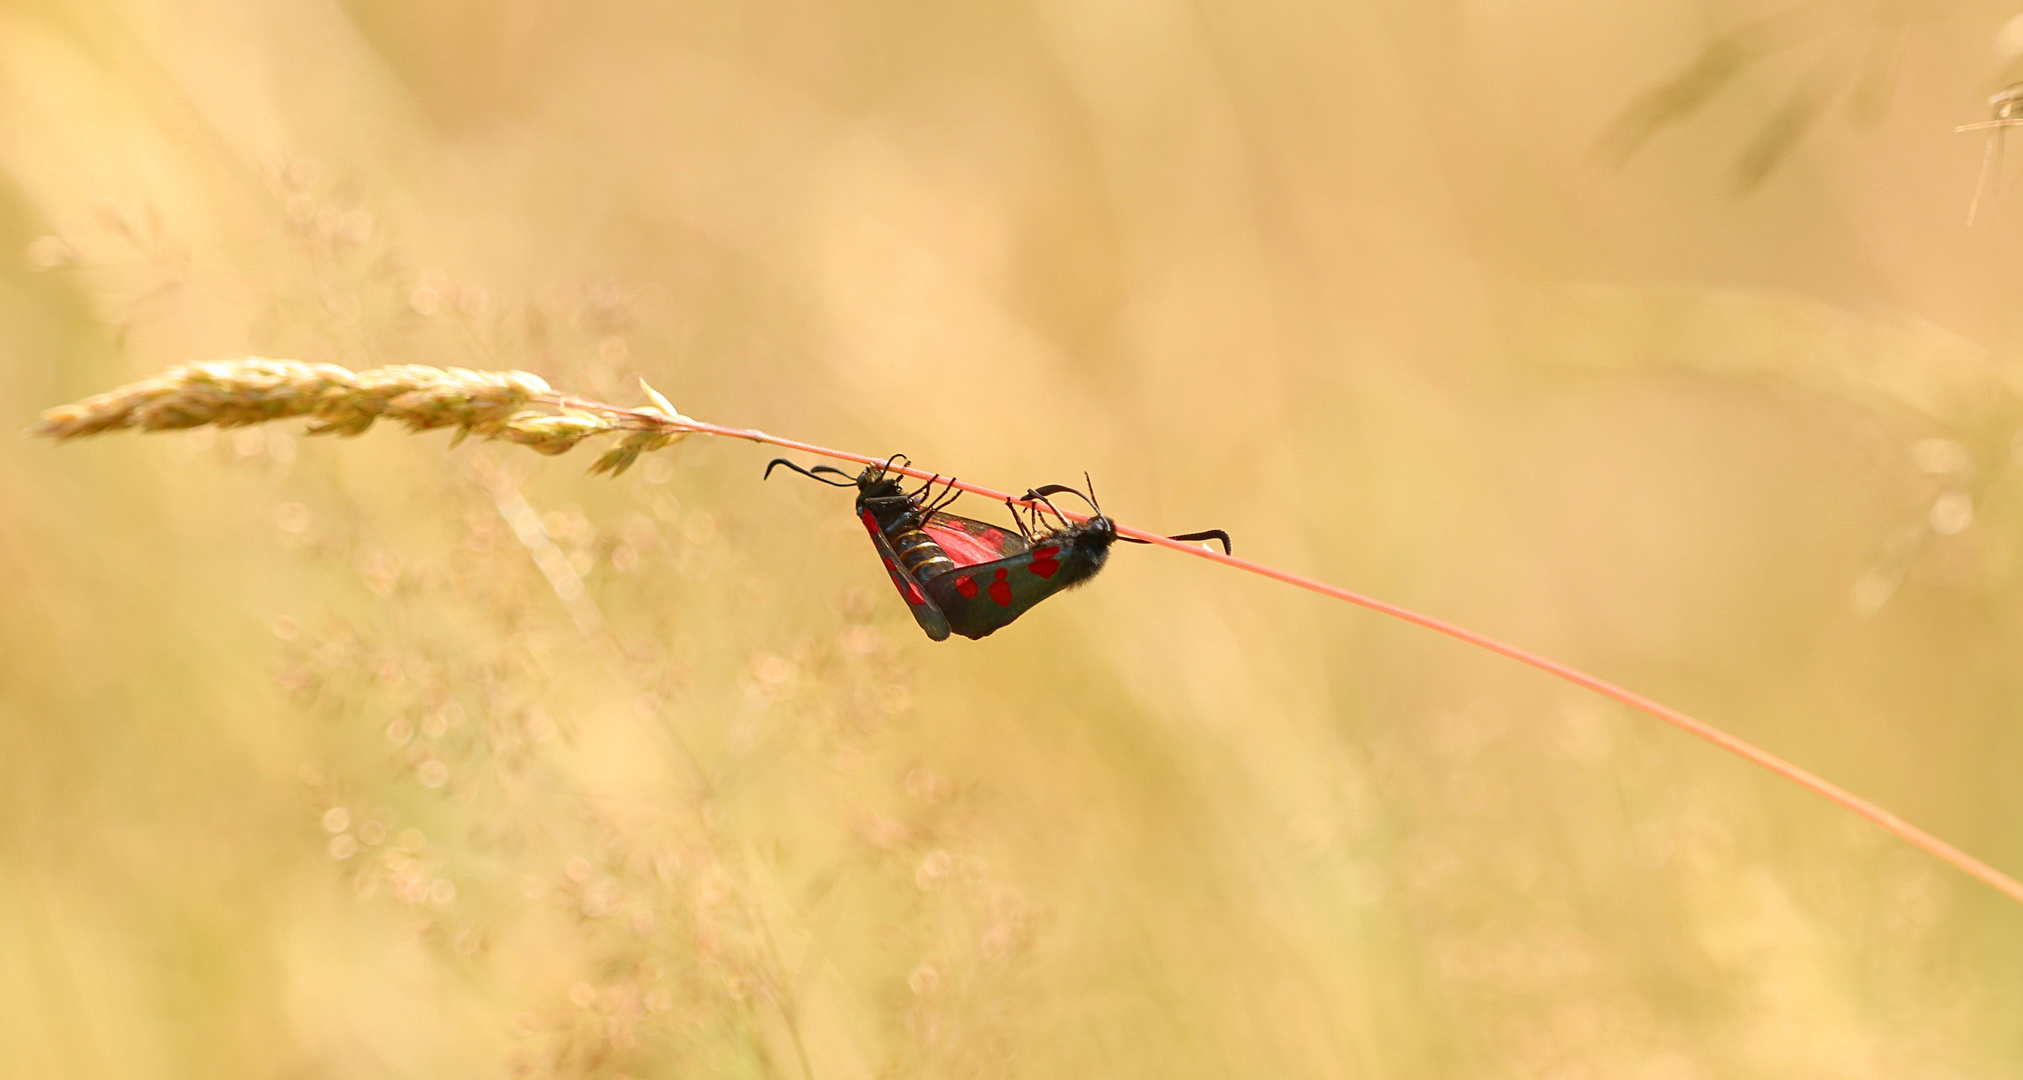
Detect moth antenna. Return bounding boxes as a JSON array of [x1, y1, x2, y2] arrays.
[[1024, 483, 1098, 512], [1166, 529, 1233, 555], [875, 453, 911, 482], [1022, 484, 1099, 530], [765, 458, 855, 487]]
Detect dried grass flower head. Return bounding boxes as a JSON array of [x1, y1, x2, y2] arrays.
[[31, 358, 691, 476]]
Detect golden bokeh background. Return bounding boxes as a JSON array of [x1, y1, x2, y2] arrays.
[[6, 1, 2023, 1076]]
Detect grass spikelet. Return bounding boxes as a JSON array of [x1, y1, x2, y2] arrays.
[[365, 365, 556, 437], [589, 378, 691, 476], [28, 358, 699, 474], [586, 428, 678, 476], [33, 359, 348, 438], [496, 411, 616, 455]]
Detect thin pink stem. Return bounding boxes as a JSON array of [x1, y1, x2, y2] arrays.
[[559, 401, 2023, 906], [1121, 534, 2023, 907]]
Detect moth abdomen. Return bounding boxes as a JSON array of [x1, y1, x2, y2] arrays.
[[889, 526, 956, 581]]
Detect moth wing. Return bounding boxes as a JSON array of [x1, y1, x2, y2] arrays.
[[924, 539, 1086, 640], [859, 511, 952, 641], [924, 511, 1031, 568]]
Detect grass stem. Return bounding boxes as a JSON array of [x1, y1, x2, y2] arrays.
[[40, 363, 2023, 907]]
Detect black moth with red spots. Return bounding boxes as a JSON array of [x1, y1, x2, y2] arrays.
[[764, 456, 1231, 641]]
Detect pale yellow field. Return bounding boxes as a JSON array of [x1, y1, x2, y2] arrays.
[[6, 2, 2023, 1077]]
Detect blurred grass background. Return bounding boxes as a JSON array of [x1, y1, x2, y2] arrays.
[[6, 0, 2023, 1076]]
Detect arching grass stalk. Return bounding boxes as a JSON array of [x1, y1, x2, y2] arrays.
[[34, 359, 2023, 907]]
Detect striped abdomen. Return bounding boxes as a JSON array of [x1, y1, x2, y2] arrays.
[[888, 524, 956, 581]]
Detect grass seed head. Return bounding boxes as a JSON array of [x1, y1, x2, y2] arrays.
[[29, 359, 693, 477]]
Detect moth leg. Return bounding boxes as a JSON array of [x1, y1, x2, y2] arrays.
[[907, 472, 942, 500], [931, 477, 964, 514], [1033, 493, 1073, 532], [921, 476, 961, 515], [1005, 499, 1036, 542]]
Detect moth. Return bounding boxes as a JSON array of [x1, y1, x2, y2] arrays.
[[766, 456, 1230, 640]]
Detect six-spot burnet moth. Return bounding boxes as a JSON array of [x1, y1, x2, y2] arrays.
[[764, 456, 1231, 640]]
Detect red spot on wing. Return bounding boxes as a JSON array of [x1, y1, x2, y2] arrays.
[[953, 575, 978, 599], [988, 568, 1012, 607], [881, 556, 924, 606], [1029, 545, 1061, 579], [861, 509, 882, 535]]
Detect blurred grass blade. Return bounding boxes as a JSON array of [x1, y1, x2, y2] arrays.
[[1597, 6, 1818, 167], [1734, 64, 1838, 190]]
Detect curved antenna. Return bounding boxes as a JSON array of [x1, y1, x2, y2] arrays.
[[876, 452, 911, 479], [1120, 529, 1233, 555], [1020, 484, 1098, 530], [1023, 483, 1097, 512], [1019, 489, 1076, 531], [1022, 478, 1227, 551], [765, 458, 856, 487]]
